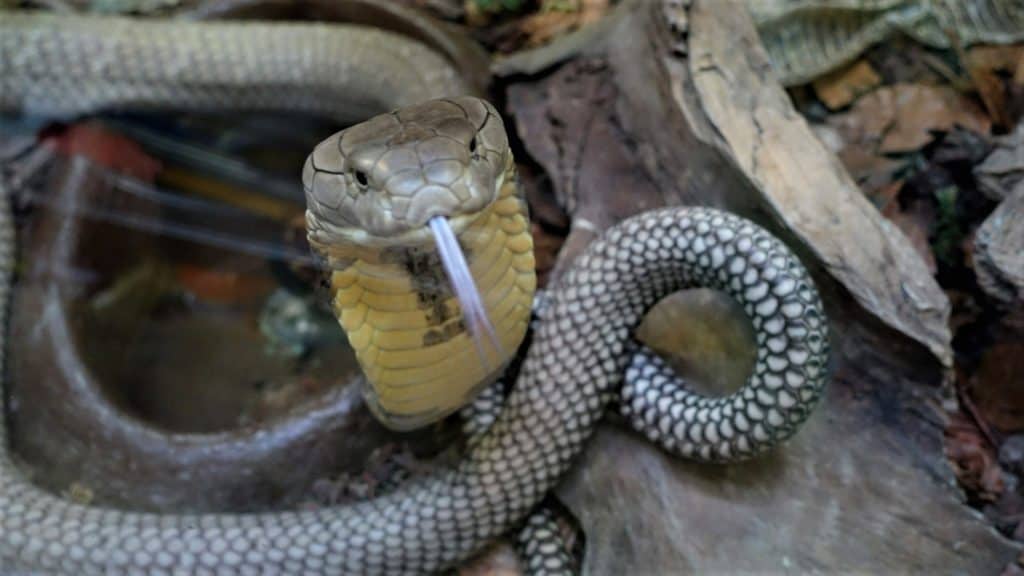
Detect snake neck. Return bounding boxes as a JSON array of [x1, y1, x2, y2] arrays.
[[322, 161, 536, 430]]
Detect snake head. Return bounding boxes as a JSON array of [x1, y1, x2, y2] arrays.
[[303, 96, 511, 249]]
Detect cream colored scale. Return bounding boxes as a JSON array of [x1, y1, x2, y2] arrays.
[[326, 165, 536, 430]]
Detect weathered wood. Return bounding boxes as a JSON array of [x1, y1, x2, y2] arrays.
[[505, 0, 1018, 572], [974, 183, 1024, 313], [976, 122, 1024, 202]]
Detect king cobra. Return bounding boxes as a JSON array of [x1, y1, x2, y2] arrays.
[[0, 8, 829, 574]]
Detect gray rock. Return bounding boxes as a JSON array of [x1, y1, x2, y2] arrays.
[[974, 184, 1024, 309], [1000, 435, 1024, 477], [977, 123, 1024, 202]]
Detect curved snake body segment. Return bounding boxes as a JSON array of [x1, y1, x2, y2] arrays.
[[0, 9, 830, 574], [0, 194, 828, 572], [751, 0, 1024, 85], [0, 11, 471, 121], [515, 507, 576, 576]]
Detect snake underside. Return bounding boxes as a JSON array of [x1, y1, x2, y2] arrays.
[[313, 154, 536, 430]]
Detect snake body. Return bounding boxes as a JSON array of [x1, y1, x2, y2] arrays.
[[0, 8, 829, 574], [752, 0, 1024, 85], [0, 11, 471, 121]]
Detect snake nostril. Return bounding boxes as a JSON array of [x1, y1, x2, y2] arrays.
[[469, 136, 477, 155], [354, 170, 369, 188]]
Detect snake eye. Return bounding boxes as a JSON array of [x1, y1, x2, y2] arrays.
[[353, 169, 369, 188], [468, 136, 477, 155]]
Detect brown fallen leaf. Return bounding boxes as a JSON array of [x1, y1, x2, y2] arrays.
[[964, 45, 1024, 130], [471, 0, 609, 53], [879, 84, 991, 153], [517, 0, 609, 48], [945, 409, 1004, 502], [879, 182, 939, 275], [813, 60, 882, 110], [968, 341, 1024, 433], [829, 83, 991, 155], [836, 146, 905, 199], [871, 178, 903, 212]]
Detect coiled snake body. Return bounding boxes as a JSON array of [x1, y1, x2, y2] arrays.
[[0, 9, 829, 575]]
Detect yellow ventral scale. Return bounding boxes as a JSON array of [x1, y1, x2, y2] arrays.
[[324, 167, 535, 430]]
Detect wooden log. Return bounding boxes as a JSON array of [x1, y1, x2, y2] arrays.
[[974, 184, 1024, 316]]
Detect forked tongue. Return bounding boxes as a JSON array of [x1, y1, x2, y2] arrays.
[[428, 216, 505, 371]]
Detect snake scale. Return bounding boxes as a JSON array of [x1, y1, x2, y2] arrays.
[[754, 0, 1024, 85], [0, 6, 829, 575]]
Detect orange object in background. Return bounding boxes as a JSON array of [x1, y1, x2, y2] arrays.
[[175, 264, 275, 305], [44, 122, 162, 182]]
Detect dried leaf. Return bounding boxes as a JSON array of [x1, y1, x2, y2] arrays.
[[896, 213, 938, 275], [880, 183, 939, 275], [517, 10, 577, 47], [813, 60, 882, 110], [836, 146, 905, 198], [969, 341, 1024, 433], [877, 84, 991, 153], [965, 45, 1024, 129], [872, 179, 904, 212], [517, 0, 609, 48], [830, 84, 991, 155], [945, 410, 1005, 502]]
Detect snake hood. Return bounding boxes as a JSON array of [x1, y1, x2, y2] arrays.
[[303, 96, 511, 249]]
